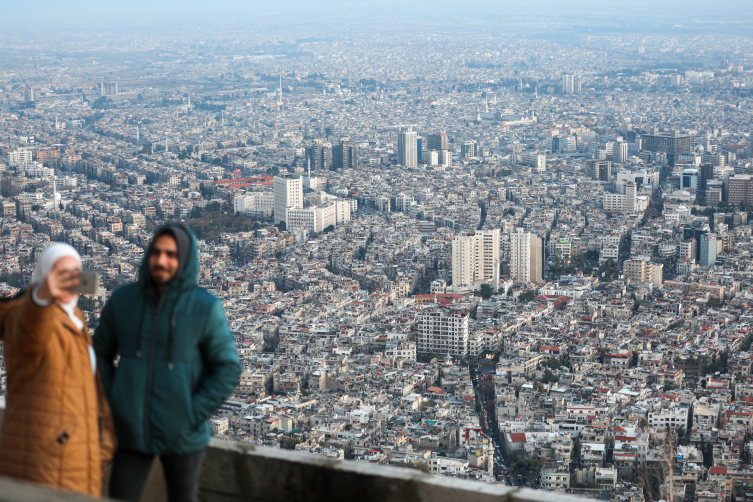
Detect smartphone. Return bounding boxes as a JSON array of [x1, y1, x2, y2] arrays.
[[67, 271, 99, 295]]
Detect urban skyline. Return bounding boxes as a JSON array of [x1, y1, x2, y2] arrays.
[[1, 3, 753, 500]]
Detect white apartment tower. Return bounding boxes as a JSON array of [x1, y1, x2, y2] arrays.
[[510, 228, 543, 284], [452, 234, 478, 288], [273, 173, 303, 225], [477, 229, 500, 286], [625, 182, 637, 213], [452, 230, 500, 289], [562, 74, 575, 94], [397, 127, 418, 168]]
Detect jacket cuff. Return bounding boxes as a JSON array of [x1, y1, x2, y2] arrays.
[[31, 285, 53, 307]]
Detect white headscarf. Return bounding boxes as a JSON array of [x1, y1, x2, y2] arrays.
[[32, 243, 84, 331], [32, 243, 82, 285]]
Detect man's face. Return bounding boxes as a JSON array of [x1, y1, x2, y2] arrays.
[[148, 234, 179, 285]]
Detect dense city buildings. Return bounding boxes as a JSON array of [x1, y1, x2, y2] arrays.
[[1, 7, 753, 500]]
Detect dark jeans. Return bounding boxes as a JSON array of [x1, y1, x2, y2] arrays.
[[109, 449, 205, 502]]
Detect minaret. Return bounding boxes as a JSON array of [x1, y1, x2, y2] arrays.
[[277, 72, 284, 106], [55, 116, 58, 129], [187, 95, 191, 109], [136, 125, 140, 147], [307, 158, 311, 177]]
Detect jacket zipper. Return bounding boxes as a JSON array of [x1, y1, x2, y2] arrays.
[[144, 292, 165, 450]]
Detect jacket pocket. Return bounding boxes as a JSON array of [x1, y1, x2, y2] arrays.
[[151, 362, 198, 452]]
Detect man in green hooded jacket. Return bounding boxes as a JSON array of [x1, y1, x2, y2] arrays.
[[94, 224, 240, 502]]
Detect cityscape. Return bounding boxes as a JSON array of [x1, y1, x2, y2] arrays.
[[3, 2, 753, 501]]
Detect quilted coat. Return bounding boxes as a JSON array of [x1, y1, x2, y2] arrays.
[[0, 290, 116, 497]]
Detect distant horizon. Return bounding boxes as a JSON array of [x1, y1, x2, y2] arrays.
[[3, 0, 753, 30]]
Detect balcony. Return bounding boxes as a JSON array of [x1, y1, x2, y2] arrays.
[[0, 405, 589, 502]]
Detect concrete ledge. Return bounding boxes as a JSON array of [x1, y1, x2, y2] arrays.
[[0, 477, 99, 502], [200, 438, 515, 502], [0, 432, 592, 502]]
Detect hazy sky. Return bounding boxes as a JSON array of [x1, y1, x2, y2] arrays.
[[5, 0, 753, 27]]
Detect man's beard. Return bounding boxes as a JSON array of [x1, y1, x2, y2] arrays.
[[151, 267, 176, 284]]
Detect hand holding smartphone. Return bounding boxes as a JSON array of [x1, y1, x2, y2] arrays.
[[67, 271, 99, 295]]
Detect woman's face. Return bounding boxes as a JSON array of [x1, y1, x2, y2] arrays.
[[52, 255, 80, 304]]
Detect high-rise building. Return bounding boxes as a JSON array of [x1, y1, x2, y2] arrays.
[[426, 150, 439, 166], [700, 233, 717, 267], [727, 174, 753, 206], [427, 133, 448, 151], [625, 182, 637, 214], [451, 229, 500, 289], [612, 142, 629, 163], [439, 149, 452, 167], [273, 173, 303, 225], [98, 82, 118, 96], [510, 228, 543, 284], [415, 307, 470, 357], [397, 127, 417, 168], [24, 86, 34, 103], [461, 140, 478, 160], [416, 137, 423, 163], [562, 74, 575, 94], [700, 163, 714, 191], [641, 131, 695, 166], [332, 139, 358, 170], [477, 229, 500, 285], [452, 234, 478, 288], [306, 139, 332, 171], [586, 160, 612, 182]]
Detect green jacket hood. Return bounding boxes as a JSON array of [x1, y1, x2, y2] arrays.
[[139, 224, 199, 291]]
